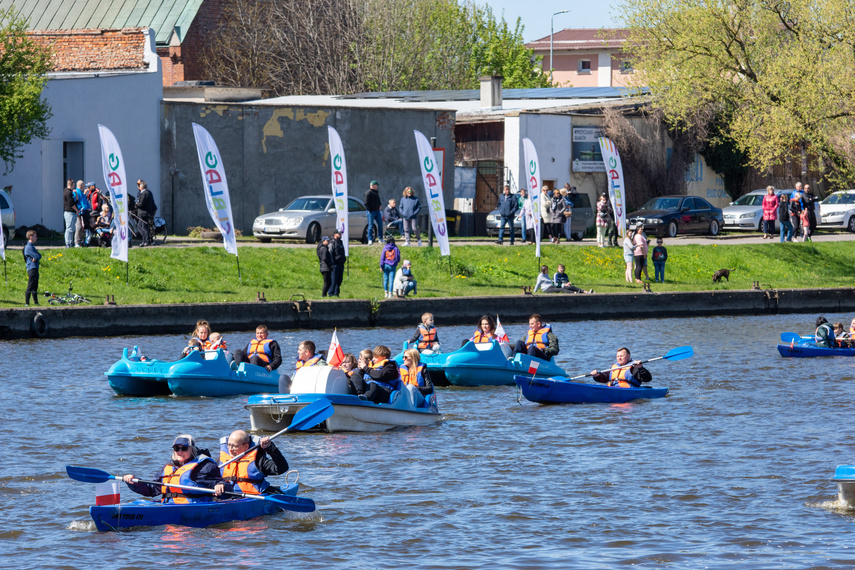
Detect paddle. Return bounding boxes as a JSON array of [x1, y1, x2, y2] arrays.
[[567, 345, 694, 381], [220, 399, 334, 468], [780, 332, 802, 343], [66, 466, 315, 512]]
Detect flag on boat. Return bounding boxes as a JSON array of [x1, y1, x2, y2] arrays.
[[327, 126, 350, 257], [97, 125, 130, 262], [522, 137, 542, 257], [528, 361, 540, 375], [413, 130, 450, 256], [95, 481, 120, 505], [192, 124, 238, 256], [495, 315, 509, 344], [327, 329, 344, 367], [598, 137, 626, 238]]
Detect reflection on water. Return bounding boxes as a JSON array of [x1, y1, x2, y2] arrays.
[[3, 313, 855, 568]]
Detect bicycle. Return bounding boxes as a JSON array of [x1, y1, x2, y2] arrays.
[[128, 211, 168, 245], [44, 281, 91, 305]]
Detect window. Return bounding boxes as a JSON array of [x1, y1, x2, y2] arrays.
[[577, 59, 591, 74], [348, 197, 365, 212], [620, 60, 634, 73], [0, 195, 7, 209]]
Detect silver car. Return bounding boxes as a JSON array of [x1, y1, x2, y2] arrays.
[[0, 188, 15, 243], [819, 190, 855, 232], [252, 195, 375, 244], [723, 188, 820, 231], [486, 192, 593, 241]]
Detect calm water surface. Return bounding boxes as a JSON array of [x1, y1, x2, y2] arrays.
[[2, 314, 855, 569]]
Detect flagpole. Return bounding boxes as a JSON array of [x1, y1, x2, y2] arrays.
[[448, 255, 451, 276], [236, 256, 241, 282], [126, 261, 129, 285]]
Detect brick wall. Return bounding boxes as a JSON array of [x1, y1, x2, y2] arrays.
[[158, 45, 185, 85], [29, 28, 148, 72], [160, 0, 229, 85]]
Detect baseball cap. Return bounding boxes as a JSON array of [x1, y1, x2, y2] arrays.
[[370, 180, 379, 185]]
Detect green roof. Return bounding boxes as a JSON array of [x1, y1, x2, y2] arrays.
[[1, 0, 205, 45]]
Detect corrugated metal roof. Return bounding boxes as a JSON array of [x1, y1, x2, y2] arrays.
[[0, 0, 204, 45], [339, 86, 642, 102]]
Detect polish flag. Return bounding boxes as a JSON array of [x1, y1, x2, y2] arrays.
[[528, 361, 539, 375], [95, 481, 120, 505], [327, 330, 344, 367], [495, 315, 510, 344]]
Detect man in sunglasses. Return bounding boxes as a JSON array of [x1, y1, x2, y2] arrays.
[[215, 430, 289, 496], [122, 434, 227, 503]]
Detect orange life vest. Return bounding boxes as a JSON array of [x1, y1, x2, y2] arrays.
[[247, 338, 273, 363], [203, 339, 227, 350], [219, 446, 268, 495], [850, 325, 855, 336], [525, 324, 551, 350], [160, 458, 211, 504], [608, 364, 632, 388], [418, 325, 437, 349], [471, 330, 495, 343], [400, 363, 426, 387], [296, 354, 323, 369]]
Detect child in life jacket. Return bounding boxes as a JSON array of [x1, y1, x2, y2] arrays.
[[408, 312, 441, 353]]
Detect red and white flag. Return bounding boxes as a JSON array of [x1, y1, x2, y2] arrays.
[[327, 330, 344, 367], [528, 361, 540, 375], [495, 315, 510, 344], [95, 481, 120, 505]]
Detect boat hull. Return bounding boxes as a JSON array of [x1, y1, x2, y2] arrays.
[[832, 465, 855, 507], [777, 343, 855, 358], [515, 375, 668, 404], [89, 483, 299, 531]]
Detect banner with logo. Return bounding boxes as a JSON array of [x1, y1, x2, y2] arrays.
[[97, 124, 130, 262], [327, 126, 349, 257], [522, 137, 542, 258], [598, 137, 626, 237], [413, 130, 450, 256], [192, 124, 238, 256]]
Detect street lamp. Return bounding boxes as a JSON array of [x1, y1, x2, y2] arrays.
[[550, 10, 570, 84]]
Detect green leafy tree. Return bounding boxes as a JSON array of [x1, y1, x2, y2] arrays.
[[0, 7, 51, 173], [471, 7, 550, 89], [619, 0, 855, 187]]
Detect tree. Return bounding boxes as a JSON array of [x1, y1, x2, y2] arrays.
[[0, 7, 51, 173], [619, 0, 855, 188], [470, 7, 550, 89]]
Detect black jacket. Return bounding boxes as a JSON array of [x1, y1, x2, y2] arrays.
[[329, 237, 346, 266], [125, 453, 227, 498], [136, 188, 156, 217], [497, 193, 519, 217], [253, 442, 289, 475], [63, 187, 77, 213], [360, 359, 401, 384], [364, 188, 381, 212], [317, 242, 332, 272]]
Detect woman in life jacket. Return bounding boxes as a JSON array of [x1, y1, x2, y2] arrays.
[[469, 315, 497, 344], [122, 434, 226, 503], [590, 347, 652, 388], [399, 348, 435, 397]]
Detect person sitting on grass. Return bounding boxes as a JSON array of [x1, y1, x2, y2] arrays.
[[591, 347, 652, 388], [535, 264, 591, 294], [393, 259, 417, 298], [552, 264, 593, 294], [513, 314, 559, 361], [352, 345, 402, 404]]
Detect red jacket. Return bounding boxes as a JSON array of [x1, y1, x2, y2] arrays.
[[762, 194, 778, 221]]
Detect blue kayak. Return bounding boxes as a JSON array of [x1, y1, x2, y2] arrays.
[[105, 347, 281, 397], [514, 375, 668, 404], [393, 340, 569, 387], [777, 343, 855, 358], [89, 483, 300, 531]]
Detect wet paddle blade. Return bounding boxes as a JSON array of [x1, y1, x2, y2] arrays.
[[267, 494, 316, 512], [66, 466, 115, 484], [288, 399, 334, 432], [780, 332, 801, 344], [663, 346, 693, 361]]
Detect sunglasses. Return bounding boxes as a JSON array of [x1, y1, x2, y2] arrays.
[[172, 445, 189, 452]]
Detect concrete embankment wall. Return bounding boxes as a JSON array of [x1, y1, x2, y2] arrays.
[[2, 288, 854, 340]]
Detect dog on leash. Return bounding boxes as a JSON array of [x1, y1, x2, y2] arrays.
[[712, 268, 735, 283]]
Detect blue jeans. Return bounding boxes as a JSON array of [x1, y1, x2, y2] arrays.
[[779, 220, 793, 242], [382, 264, 396, 292], [64, 211, 77, 248], [520, 216, 527, 241], [653, 261, 666, 283], [498, 216, 515, 244], [367, 210, 383, 242], [385, 219, 402, 235]]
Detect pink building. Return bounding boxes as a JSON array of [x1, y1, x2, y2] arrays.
[[526, 29, 633, 88]]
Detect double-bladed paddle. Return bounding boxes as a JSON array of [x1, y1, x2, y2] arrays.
[[66, 466, 315, 512], [781, 332, 811, 344], [566, 345, 694, 382], [219, 399, 334, 468]]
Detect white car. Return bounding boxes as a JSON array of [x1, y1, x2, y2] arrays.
[[0, 188, 15, 243], [722, 189, 790, 231], [819, 190, 855, 232]]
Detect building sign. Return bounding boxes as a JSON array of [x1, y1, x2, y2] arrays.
[[572, 127, 605, 172]]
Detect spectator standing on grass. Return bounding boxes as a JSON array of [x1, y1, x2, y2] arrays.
[[135, 180, 156, 247], [651, 238, 668, 283], [761, 186, 778, 239], [540, 185, 552, 242], [364, 180, 383, 245], [520, 190, 534, 244], [400, 186, 422, 247], [317, 235, 333, 297], [23, 230, 41, 306], [549, 190, 565, 244], [778, 193, 793, 242], [605, 199, 618, 247], [561, 188, 574, 241], [633, 225, 649, 283], [329, 231, 346, 297], [596, 194, 609, 247], [496, 185, 519, 246], [804, 184, 818, 234], [73, 181, 92, 247], [789, 191, 803, 241], [62, 178, 77, 248], [622, 228, 635, 283], [380, 236, 400, 299]]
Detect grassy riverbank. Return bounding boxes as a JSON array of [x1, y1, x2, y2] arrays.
[[1, 241, 853, 307]]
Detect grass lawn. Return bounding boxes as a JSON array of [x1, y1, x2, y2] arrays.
[[1, 240, 853, 307]]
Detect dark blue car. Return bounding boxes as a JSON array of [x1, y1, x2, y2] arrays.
[[627, 195, 724, 237]]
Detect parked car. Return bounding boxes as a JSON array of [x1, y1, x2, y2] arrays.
[[723, 188, 821, 231], [626, 195, 723, 237], [819, 190, 855, 232], [486, 192, 593, 241], [0, 188, 15, 243], [252, 195, 375, 244]]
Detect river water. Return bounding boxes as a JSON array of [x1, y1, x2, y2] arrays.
[[2, 314, 855, 568]]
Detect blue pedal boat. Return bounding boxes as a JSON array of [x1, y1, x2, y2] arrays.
[[105, 348, 281, 397], [393, 340, 569, 387], [832, 465, 855, 508], [89, 482, 301, 531], [514, 375, 669, 404]]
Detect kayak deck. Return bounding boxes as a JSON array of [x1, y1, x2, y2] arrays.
[[515, 375, 668, 404]]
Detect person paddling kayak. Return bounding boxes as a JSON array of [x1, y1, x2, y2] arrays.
[[215, 430, 288, 496], [590, 347, 653, 388], [122, 435, 227, 503]]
